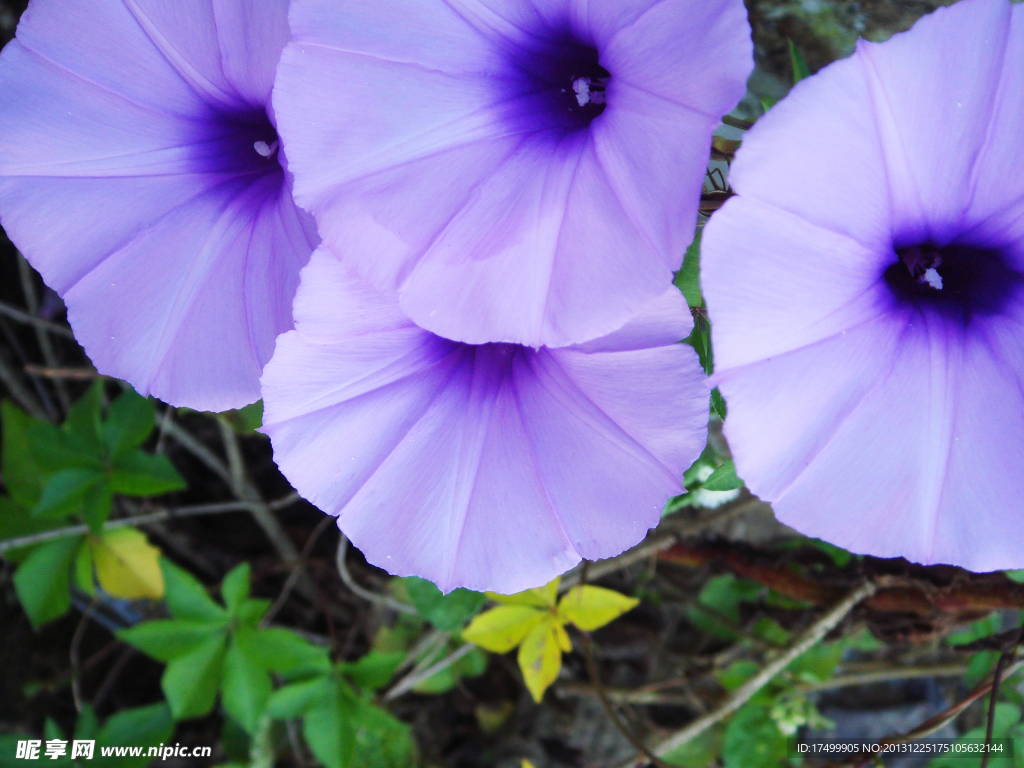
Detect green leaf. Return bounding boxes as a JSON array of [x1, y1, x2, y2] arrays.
[[118, 619, 224, 663], [557, 585, 639, 631], [405, 577, 487, 631], [715, 660, 759, 692], [687, 574, 762, 639], [966, 650, 1001, 687], [947, 615, 1003, 646], [221, 562, 251, 613], [62, 381, 104, 452], [788, 39, 811, 83], [722, 704, 785, 768], [1, 400, 45, 507], [702, 461, 742, 492], [684, 319, 713, 375], [788, 642, 843, 683], [222, 634, 273, 735], [674, 234, 703, 309], [221, 401, 264, 434], [74, 705, 100, 741], [662, 725, 723, 768], [0, 496, 59, 560], [81, 482, 114, 532], [28, 419, 103, 473], [351, 702, 417, 768], [267, 676, 334, 719], [235, 597, 271, 626], [304, 695, 356, 768], [32, 467, 104, 519], [93, 703, 174, 768], [236, 626, 331, 677], [161, 633, 227, 720], [74, 540, 95, 596], [345, 651, 405, 692], [100, 389, 155, 457], [13, 535, 83, 629], [462, 605, 546, 653], [108, 451, 185, 496], [710, 388, 727, 421], [161, 559, 227, 622]]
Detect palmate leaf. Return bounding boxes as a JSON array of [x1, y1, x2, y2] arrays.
[[108, 451, 185, 496], [462, 605, 547, 653], [404, 576, 486, 631]]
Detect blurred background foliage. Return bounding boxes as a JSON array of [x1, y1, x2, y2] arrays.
[[3, 1, 1023, 767]]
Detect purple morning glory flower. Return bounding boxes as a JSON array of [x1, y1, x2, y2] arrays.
[[703, 0, 1024, 571], [260, 248, 707, 593], [0, 0, 318, 411], [273, 0, 752, 348]]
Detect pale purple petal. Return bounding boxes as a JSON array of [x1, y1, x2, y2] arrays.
[[261, 249, 706, 592], [275, 0, 752, 347], [703, 196, 891, 370], [0, 0, 316, 409], [213, 0, 292, 107], [855, 0, 1012, 246], [726, 50, 893, 254]]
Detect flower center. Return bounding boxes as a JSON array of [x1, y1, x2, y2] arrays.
[[505, 30, 610, 136], [884, 241, 1023, 322]]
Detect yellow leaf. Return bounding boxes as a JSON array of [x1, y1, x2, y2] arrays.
[[523, 761, 537, 768], [462, 605, 545, 653], [90, 528, 164, 599], [554, 620, 572, 653], [557, 585, 639, 631], [486, 577, 559, 608], [516, 616, 563, 702]]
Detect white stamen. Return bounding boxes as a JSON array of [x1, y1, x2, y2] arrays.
[[573, 77, 592, 107], [254, 139, 279, 159], [922, 267, 943, 290]]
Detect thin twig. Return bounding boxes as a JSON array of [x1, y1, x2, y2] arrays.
[[70, 597, 98, 713], [262, 516, 336, 627], [384, 641, 475, 701], [0, 300, 75, 339], [582, 632, 674, 768], [335, 535, 417, 615], [0, 346, 48, 419], [619, 581, 878, 768], [981, 625, 1024, 768], [0, 495, 298, 554], [91, 647, 135, 711], [17, 253, 71, 411], [23, 364, 100, 380]]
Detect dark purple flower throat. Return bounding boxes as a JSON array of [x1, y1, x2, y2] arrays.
[[884, 240, 1023, 322], [507, 29, 610, 135]]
